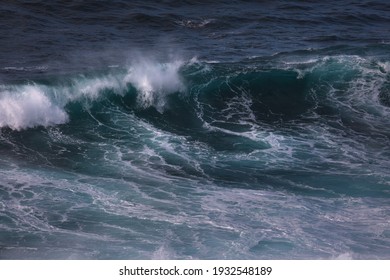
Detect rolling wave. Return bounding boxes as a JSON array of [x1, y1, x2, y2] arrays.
[[1, 53, 389, 135]]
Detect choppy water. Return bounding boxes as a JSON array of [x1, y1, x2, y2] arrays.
[[0, 0, 389, 259]]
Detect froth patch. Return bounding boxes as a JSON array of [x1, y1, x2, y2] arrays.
[[0, 86, 68, 130]]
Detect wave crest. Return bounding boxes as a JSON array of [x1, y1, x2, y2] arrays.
[[125, 59, 185, 112], [0, 85, 68, 130]]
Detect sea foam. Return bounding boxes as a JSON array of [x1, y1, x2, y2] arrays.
[[0, 85, 68, 130]]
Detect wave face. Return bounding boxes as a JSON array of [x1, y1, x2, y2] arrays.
[[1, 0, 390, 260]]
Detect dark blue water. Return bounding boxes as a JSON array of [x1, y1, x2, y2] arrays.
[[0, 0, 389, 259]]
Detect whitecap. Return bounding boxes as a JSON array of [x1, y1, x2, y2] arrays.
[[0, 85, 68, 130]]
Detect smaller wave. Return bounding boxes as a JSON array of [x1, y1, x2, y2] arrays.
[[2, 65, 48, 72], [280, 55, 390, 113], [175, 18, 214, 29]]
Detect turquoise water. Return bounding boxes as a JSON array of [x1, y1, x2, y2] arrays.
[[0, 1, 389, 259]]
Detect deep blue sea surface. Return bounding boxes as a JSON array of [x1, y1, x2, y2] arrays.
[[0, 0, 389, 259]]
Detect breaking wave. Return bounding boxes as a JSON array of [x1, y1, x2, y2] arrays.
[[0, 54, 389, 134]]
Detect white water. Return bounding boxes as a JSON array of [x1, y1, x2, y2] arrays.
[[0, 85, 68, 130], [0, 57, 186, 130], [125, 58, 185, 112]]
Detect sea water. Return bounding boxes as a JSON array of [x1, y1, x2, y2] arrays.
[[0, 0, 389, 259]]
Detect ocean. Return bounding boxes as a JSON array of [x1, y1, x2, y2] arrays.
[[0, 0, 389, 259]]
